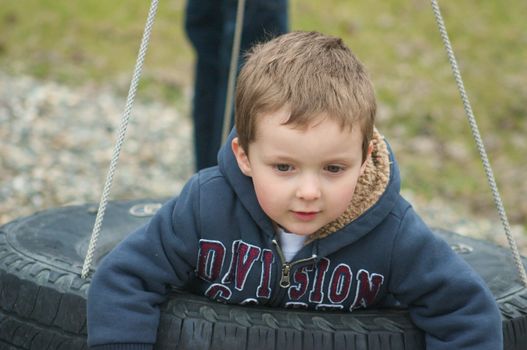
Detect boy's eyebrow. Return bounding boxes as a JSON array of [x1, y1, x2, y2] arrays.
[[260, 153, 297, 162], [263, 152, 360, 164]]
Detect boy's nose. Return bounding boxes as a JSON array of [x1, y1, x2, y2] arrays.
[[296, 175, 321, 201]]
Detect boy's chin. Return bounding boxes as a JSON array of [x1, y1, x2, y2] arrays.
[[277, 223, 319, 236]]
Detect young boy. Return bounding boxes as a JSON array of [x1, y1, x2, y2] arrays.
[[87, 31, 502, 349]]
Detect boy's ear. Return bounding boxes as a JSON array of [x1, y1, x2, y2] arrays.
[[232, 137, 253, 177], [360, 141, 374, 175]]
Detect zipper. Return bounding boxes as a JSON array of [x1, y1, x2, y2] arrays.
[[272, 239, 317, 288]]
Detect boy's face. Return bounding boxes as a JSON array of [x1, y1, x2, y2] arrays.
[[232, 108, 371, 236]]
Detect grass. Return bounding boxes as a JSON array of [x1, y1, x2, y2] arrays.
[[1, 0, 526, 229]]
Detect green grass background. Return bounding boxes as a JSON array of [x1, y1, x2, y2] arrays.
[[1, 0, 526, 230]]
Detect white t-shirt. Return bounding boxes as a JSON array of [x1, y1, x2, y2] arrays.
[[277, 227, 307, 262]]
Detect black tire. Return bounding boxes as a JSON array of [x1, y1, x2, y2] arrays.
[[0, 199, 526, 349]]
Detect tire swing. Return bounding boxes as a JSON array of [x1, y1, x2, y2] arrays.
[[0, 1, 526, 350]]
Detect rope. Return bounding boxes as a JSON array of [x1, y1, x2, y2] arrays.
[[429, 0, 527, 287], [221, 0, 247, 144], [81, 0, 159, 279]]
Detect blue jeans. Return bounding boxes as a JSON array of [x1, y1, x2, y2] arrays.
[[185, 0, 288, 170]]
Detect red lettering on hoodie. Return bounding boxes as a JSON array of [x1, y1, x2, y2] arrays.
[[234, 242, 261, 291], [309, 258, 330, 303], [328, 264, 353, 304], [350, 269, 384, 310], [257, 249, 274, 299], [197, 240, 226, 282]]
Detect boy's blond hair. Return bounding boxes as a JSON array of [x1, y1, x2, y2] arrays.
[[235, 31, 377, 160]]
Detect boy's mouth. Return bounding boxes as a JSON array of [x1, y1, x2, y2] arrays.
[[292, 211, 319, 221]]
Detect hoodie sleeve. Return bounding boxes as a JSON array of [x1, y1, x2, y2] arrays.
[[389, 206, 503, 350], [87, 175, 202, 350]]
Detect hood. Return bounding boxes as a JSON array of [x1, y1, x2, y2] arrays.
[[218, 128, 400, 245]]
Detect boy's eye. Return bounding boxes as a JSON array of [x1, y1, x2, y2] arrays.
[[325, 165, 344, 173], [274, 164, 293, 172]]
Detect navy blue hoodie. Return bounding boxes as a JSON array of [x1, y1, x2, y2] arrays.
[[87, 130, 503, 349]]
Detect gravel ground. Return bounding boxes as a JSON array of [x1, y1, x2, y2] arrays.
[[1, 72, 526, 257], [0, 72, 193, 224]]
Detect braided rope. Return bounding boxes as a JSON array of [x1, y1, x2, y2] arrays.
[[429, 0, 527, 287], [221, 0, 247, 144], [81, 0, 159, 279]]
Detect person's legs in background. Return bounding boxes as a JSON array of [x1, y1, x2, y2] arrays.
[[185, 0, 288, 170], [185, 0, 223, 171]]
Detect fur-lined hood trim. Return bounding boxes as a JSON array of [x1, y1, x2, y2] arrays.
[[308, 128, 391, 242]]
